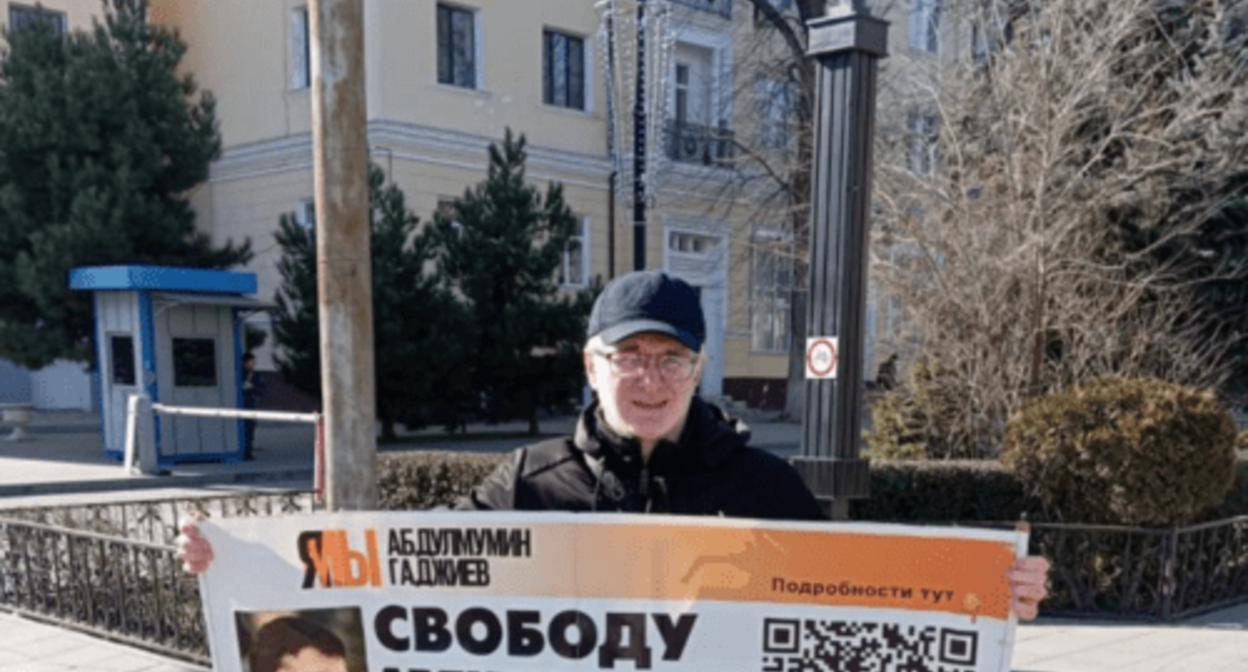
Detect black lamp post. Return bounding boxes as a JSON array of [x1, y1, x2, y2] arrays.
[[791, 0, 888, 520]]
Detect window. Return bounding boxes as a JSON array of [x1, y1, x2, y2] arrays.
[[110, 336, 136, 386], [559, 218, 588, 287], [909, 0, 940, 55], [672, 42, 714, 127], [675, 64, 690, 124], [669, 231, 715, 255], [543, 30, 585, 110], [908, 111, 939, 175], [751, 233, 792, 353], [290, 6, 311, 90], [437, 4, 476, 89], [754, 77, 792, 149], [173, 338, 217, 388], [9, 4, 66, 38]]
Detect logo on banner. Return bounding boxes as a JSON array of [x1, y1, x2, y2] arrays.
[[299, 529, 383, 588], [805, 337, 839, 379]]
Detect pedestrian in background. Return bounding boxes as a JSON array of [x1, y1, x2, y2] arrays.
[[242, 352, 263, 460]]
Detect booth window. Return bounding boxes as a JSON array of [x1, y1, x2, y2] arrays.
[[173, 338, 217, 387], [110, 336, 136, 386]]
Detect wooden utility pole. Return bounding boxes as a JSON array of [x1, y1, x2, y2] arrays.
[[791, 0, 886, 520], [310, 0, 377, 511]]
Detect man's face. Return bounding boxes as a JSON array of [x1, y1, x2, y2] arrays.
[[276, 647, 347, 672], [585, 332, 702, 445]]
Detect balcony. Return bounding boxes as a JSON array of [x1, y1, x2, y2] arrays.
[[664, 120, 735, 167], [669, 0, 732, 20]]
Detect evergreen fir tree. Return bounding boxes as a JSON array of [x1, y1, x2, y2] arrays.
[[272, 166, 471, 440], [430, 129, 594, 435], [0, 0, 249, 368]]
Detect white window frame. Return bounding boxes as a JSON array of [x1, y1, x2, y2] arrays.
[[668, 26, 733, 130], [559, 216, 591, 288], [436, 3, 484, 91], [289, 6, 311, 90], [749, 229, 793, 354]]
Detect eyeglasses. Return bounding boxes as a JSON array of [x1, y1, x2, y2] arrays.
[[593, 351, 700, 382]]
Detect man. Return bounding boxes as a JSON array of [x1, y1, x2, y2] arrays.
[[180, 271, 1049, 618], [457, 271, 824, 518], [248, 616, 348, 672]]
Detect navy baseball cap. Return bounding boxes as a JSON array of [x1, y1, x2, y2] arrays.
[[587, 271, 705, 352]]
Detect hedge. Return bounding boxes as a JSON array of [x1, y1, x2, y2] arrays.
[[375, 450, 1248, 524]]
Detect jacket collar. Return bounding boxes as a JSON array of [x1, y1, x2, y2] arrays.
[[574, 397, 750, 472]]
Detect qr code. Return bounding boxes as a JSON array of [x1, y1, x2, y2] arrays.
[[761, 618, 979, 672]]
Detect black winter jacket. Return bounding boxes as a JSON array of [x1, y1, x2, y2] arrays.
[[455, 398, 826, 521]]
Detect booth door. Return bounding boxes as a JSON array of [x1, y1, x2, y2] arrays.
[[156, 304, 239, 459], [104, 333, 139, 452]]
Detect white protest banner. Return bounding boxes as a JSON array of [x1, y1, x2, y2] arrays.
[[197, 512, 1027, 672]]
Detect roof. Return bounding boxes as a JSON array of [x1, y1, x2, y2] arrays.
[[68, 266, 257, 296], [152, 292, 273, 311]]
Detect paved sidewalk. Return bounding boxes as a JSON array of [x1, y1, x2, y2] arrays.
[[0, 612, 206, 671]]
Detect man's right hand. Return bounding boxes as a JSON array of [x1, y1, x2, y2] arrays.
[[175, 515, 214, 575]]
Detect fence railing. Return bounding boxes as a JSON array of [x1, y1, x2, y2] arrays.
[[0, 518, 209, 663], [0, 492, 317, 664], [664, 120, 735, 167], [4, 493, 1247, 666], [1028, 516, 1248, 621], [0, 491, 318, 545]]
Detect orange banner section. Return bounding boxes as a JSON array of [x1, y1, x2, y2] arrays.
[[568, 524, 1016, 620], [402, 520, 1019, 621]]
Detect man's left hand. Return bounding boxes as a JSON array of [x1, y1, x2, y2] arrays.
[[1008, 556, 1050, 620]]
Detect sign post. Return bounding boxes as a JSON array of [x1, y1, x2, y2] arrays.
[[792, 1, 888, 519]]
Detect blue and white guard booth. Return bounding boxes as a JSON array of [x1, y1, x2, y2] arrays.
[[69, 265, 268, 466]]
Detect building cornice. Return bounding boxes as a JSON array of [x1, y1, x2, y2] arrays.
[[209, 120, 615, 189]]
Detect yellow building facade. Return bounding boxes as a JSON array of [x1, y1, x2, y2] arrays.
[[150, 0, 799, 408]]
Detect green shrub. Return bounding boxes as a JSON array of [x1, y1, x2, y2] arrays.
[[852, 460, 1029, 522], [378, 451, 506, 510], [865, 360, 985, 461], [1001, 377, 1237, 526]]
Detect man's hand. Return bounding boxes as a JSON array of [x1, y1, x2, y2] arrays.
[[1008, 556, 1050, 620], [175, 514, 214, 575]]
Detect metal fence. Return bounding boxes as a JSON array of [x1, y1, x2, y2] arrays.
[[1028, 517, 1248, 621], [0, 491, 317, 545], [0, 492, 316, 665], [4, 492, 1248, 666]]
